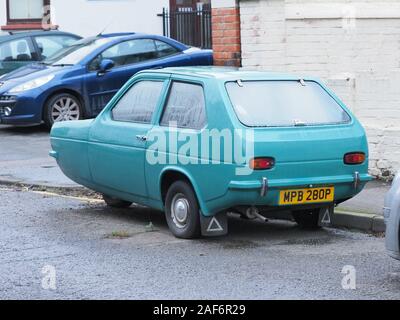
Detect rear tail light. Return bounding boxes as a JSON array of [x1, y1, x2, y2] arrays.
[[249, 157, 275, 170], [344, 152, 366, 165]]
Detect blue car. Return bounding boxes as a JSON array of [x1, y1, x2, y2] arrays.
[[0, 33, 213, 128]]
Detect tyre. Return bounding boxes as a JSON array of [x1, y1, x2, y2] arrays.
[[103, 194, 132, 208], [44, 93, 83, 129], [292, 209, 321, 229], [165, 181, 201, 239]]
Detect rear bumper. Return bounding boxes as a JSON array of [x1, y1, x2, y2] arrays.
[[228, 173, 372, 190], [202, 173, 372, 216]]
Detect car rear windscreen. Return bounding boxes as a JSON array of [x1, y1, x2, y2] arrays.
[[225, 80, 351, 127]]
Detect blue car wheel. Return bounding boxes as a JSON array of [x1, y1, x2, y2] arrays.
[[44, 93, 83, 128]]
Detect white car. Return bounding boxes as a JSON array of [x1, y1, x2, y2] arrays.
[[385, 173, 400, 260]]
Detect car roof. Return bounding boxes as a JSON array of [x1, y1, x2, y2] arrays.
[[0, 30, 81, 43], [142, 66, 306, 81], [96, 33, 190, 50]]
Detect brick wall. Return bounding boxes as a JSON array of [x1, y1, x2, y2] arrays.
[[240, 0, 400, 178], [212, 7, 242, 66]]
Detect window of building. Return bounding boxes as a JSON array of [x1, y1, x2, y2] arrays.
[[170, 0, 211, 11], [2, 0, 54, 31], [7, 0, 49, 22]]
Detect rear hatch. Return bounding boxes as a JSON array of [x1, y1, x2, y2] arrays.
[[251, 125, 368, 183], [226, 79, 369, 183]]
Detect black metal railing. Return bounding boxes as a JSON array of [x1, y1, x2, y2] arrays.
[[158, 7, 212, 49]]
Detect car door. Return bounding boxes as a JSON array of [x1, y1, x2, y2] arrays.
[[88, 78, 168, 199], [0, 37, 36, 75], [83, 38, 162, 116], [145, 80, 209, 202]]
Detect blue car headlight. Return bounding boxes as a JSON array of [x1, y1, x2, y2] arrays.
[[8, 74, 55, 94]]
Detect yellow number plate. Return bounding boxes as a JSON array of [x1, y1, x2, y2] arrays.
[[279, 187, 335, 205]]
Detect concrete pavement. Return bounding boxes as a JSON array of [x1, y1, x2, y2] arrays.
[[338, 180, 390, 215], [335, 180, 390, 233]]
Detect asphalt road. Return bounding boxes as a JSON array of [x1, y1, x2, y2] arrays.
[[0, 125, 77, 187], [1, 184, 399, 300]]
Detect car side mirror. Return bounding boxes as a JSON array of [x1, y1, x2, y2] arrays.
[[98, 59, 115, 75]]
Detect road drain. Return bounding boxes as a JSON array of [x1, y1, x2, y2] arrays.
[[222, 240, 260, 250], [279, 238, 333, 246]]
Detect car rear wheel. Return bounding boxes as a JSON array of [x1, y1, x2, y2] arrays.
[[44, 93, 83, 129], [292, 209, 321, 229], [165, 181, 201, 239], [103, 194, 132, 208]]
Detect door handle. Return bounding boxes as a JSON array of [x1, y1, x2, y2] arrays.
[[136, 135, 147, 142]]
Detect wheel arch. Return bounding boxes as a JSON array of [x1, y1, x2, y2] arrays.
[[42, 88, 86, 121], [159, 167, 208, 215]]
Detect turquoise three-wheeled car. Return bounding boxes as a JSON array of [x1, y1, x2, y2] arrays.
[[50, 67, 371, 239]]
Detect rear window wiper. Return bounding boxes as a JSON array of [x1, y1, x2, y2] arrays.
[[293, 119, 307, 127]]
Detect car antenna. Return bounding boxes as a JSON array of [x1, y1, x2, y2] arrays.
[[96, 19, 115, 37]]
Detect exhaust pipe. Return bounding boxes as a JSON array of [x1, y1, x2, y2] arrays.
[[245, 206, 268, 223]]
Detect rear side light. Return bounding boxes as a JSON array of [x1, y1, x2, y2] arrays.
[[249, 157, 275, 170], [344, 152, 366, 165]]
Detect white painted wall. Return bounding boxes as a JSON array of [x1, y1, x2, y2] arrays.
[[0, 0, 7, 34], [51, 0, 169, 37], [212, 0, 238, 8], [240, 0, 400, 178]]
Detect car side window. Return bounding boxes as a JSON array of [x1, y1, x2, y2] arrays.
[[89, 39, 158, 71], [160, 82, 207, 130], [112, 81, 164, 123], [155, 40, 179, 58], [0, 38, 35, 62], [34, 35, 78, 60]]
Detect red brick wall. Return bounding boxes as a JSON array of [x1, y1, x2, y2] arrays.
[[212, 7, 242, 67]]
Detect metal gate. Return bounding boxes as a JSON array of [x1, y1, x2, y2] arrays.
[[158, 6, 212, 49]]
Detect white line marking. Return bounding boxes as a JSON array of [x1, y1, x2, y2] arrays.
[[32, 191, 103, 203]]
